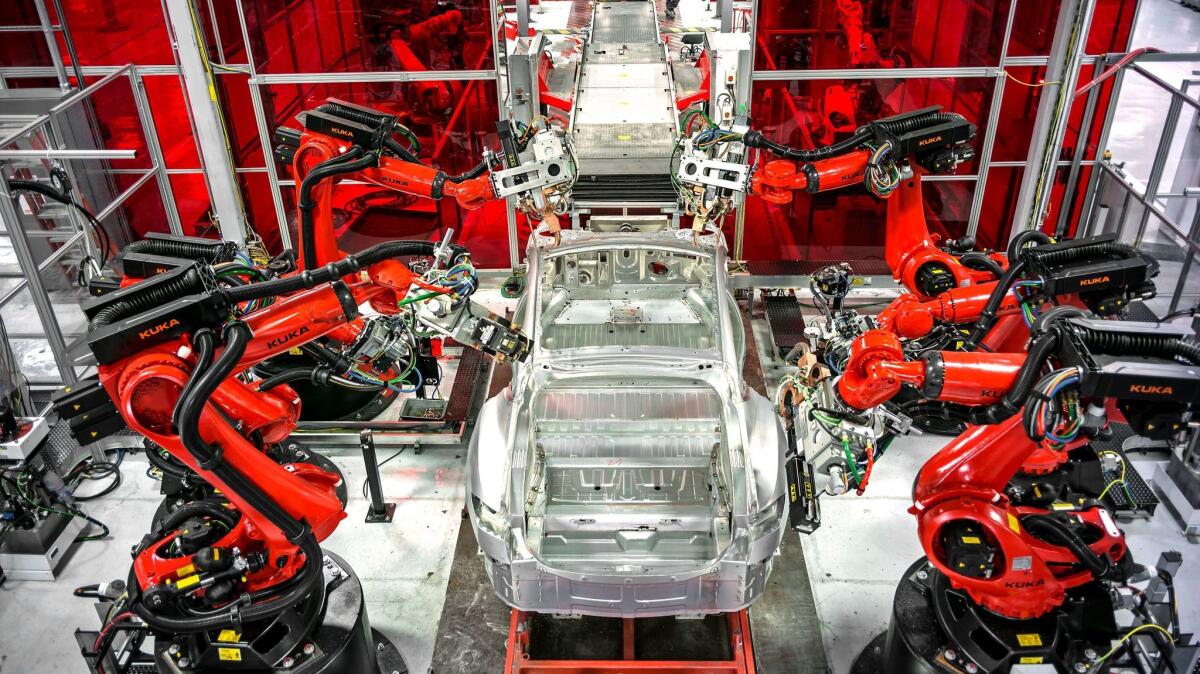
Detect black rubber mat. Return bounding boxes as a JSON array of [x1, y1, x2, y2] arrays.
[[763, 292, 807, 357]]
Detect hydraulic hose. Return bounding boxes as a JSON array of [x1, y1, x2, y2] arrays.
[[221, 239, 439, 305], [743, 128, 872, 162], [383, 137, 422, 165], [8, 178, 112, 267], [1031, 305, 1085, 335], [959, 251, 1004, 279], [965, 259, 1028, 346], [1073, 325, 1200, 365], [297, 146, 376, 270], [968, 328, 1060, 425], [88, 266, 210, 330], [158, 499, 239, 534], [1006, 230, 1052, 262], [143, 322, 324, 632], [1021, 513, 1114, 579], [256, 367, 321, 392], [122, 238, 237, 265], [744, 109, 964, 162]]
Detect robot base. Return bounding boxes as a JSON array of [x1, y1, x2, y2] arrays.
[[851, 558, 1114, 674], [150, 551, 406, 674]]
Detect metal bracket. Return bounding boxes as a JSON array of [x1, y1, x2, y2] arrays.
[[677, 156, 751, 192], [490, 158, 573, 199]]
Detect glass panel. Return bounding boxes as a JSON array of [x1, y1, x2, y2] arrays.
[[243, 0, 495, 74], [1106, 76, 1176, 187], [976, 167, 1023, 250], [0, 1, 55, 69], [1137, 210, 1195, 311], [755, 0, 1011, 70], [56, 0, 175, 66], [10, 337, 58, 382], [144, 75, 202, 170], [239, 171, 288, 254], [217, 72, 265, 168], [168, 173, 219, 239]]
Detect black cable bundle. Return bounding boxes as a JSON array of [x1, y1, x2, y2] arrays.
[[297, 146, 379, 270], [8, 178, 112, 268], [122, 237, 237, 265], [133, 325, 324, 634]]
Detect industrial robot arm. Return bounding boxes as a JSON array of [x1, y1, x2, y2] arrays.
[[274, 99, 577, 270], [79, 237, 530, 666], [803, 312, 1200, 619]]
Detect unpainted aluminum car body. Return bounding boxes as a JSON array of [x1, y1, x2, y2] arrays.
[[467, 227, 787, 617]]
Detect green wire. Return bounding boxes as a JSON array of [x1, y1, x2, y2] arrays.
[[840, 436, 862, 483], [397, 290, 444, 307], [13, 473, 108, 541]]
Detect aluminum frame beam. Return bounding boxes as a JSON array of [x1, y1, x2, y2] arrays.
[[163, 0, 247, 246]]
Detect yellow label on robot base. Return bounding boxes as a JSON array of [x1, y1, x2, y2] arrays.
[[217, 629, 241, 643], [1016, 633, 1043, 647], [218, 647, 242, 661]]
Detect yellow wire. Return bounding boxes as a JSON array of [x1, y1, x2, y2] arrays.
[[1003, 70, 1062, 88], [1096, 450, 1126, 500], [1097, 623, 1175, 664]]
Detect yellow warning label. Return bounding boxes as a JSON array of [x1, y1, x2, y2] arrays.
[[176, 564, 195, 577], [617, 134, 632, 141], [961, 536, 981, 545], [1019, 656, 1044, 664], [1016, 633, 1043, 647], [217, 629, 240, 643], [176, 575, 200, 590], [1007, 513, 1021, 533], [1050, 501, 1074, 511], [218, 647, 242, 662]]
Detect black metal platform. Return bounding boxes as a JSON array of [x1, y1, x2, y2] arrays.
[[1093, 423, 1161, 515], [762, 291, 807, 357]]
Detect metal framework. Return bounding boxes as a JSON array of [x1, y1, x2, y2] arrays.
[[1, 0, 1192, 387], [0, 66, 180, 386], [1078, 58, 1200, 314]]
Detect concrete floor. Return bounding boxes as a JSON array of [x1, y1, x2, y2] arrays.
[[0, 444, 471, 674]]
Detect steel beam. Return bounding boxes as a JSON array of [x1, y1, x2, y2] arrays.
[[1011, 0, 1097, 239], [163, 0, 247, 245], [0, 178, 77, 384]]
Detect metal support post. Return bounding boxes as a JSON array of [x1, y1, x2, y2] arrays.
[[1133, 94, 1184, 246], [718, 0, 734, 32], [1011, 0, 1096, 239], [966, 0, 1017, 237], [516, 0, 531, 37], [48, 0, 85, 87], [1169, 189, 1200, 313], [1079, 65, 1125, 236], [0, 176, 78, 385], [360, 430, 396, 523], [1054, 59, 1104, 237], [129, 70, 183, 236], [31, 0, 70, 91], [163, 0, 247, 246]]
